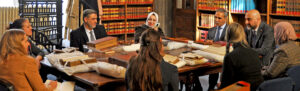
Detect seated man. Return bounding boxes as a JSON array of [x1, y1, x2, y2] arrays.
[[244, 9, 275, 66], [70, 9, 107, 52], [205, 8, 228, 91]]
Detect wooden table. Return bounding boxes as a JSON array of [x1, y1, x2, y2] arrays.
[[41, 48, 222, 91]]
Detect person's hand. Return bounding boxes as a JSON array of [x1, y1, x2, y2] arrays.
[[35, 55, 43, 68], [48, 80, 57, 90], [154, 27, 159, 31]]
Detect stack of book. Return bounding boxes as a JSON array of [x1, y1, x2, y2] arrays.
[[87, 36, 118, 50], [230, 0, 255, 13], [102, 8, 125, 20], [198, 0, 228, 10], [127, 7, 152, 19], [275, 0, 300, 15], [200, 13, 215, 28]]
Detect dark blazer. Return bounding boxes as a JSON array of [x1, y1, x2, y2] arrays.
[[245, 22, 275, 66], [220, 43, 264, 91], [70, 24, 107, 52], [28, 38, 45, 57], [207, 24, 228, 41], [125, 59, 179, 91], [134, 24, 165, 43]]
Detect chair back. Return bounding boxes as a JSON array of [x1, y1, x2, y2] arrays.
[[287, 65, 300, 91], [258, 77, 294, 91], [0, 78, 14, 91]]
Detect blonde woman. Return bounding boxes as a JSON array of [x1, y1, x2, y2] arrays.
[[0, 29, 57, 91], [220, 23, 263, 91]]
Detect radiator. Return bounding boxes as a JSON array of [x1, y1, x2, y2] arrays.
[[0, 7, 19, 37]]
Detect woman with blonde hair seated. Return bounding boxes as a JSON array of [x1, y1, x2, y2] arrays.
[[0, 29, 57, 91], [220, 23, 263, 91], [262, 22, 300, 79], [126, 29, 179, 91]]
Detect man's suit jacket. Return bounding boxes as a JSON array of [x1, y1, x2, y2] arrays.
[[70, 24, 107, 52], [245, 22, 275, 66], [207, 24, 228, 41]]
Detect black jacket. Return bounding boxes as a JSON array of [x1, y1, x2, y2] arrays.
[[125, 59, 179, 91], [70, 24, 107, 52], [28, 38, 45, 57], [245, 22, 275, 66], [220, 43, 264, 91], [134, 24, 165, 43], [207, 24, 228, 41]]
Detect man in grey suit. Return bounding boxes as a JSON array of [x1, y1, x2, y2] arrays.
[[245, 9, 275, 66]]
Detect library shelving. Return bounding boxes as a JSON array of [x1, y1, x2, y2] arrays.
[[173, 0, 300, 45], [18, 0, 63, 52], [101, 0, 154, 42]]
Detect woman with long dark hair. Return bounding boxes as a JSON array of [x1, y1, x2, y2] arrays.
[[221, 23, 263, 91], [126, 29, 179, 91]]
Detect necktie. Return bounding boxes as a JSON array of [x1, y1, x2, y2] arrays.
[[90, 31, 95, 41], [251, 30, 256, 47], [214, 27, 221, 41]]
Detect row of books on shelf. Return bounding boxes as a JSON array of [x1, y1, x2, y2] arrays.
[[271, 19, 300, 38], [102, 0, 153, 5], [102, 7, 152, 20], [275, 0, 300, 15], [102, 8, 125, 20], [198, 0, 228, 10], [22, 3, 56, 14], [230, 0, 255, 13], [200, 13, 215, 28], [104, 21, 144, 35]]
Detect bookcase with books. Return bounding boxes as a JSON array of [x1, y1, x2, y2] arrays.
[[174, 0, 300, 45], [101, 0, 154, 42]]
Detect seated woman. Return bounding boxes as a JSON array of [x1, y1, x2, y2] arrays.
[[262, 22, 300, 79], [8, 18, 46, 68], [126, 29, 179, 91], [220, 23, 263, 91], [0, 29, 57, 91], [134, 12, 165, 43], [9, 18, 49, 82]]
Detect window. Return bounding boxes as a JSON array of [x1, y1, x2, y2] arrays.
[[0, 0, 18, 7]]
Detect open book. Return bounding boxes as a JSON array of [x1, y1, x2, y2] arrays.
[[45, 80, 75, 91]]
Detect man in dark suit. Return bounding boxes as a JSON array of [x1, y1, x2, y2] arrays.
[[70, 9, 107, 52], [207, 9, 228, 41], [202, 9, 228, 91], [245, 9, 275, 66]]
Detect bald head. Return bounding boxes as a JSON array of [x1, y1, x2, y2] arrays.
[[245, 9, 261, 29]]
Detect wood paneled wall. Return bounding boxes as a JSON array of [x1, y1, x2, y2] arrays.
[[154, 0, 173, 37]]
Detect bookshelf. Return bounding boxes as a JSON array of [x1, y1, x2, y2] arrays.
[[174, 0, 300, 45], [100, 0, 154, 42]]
